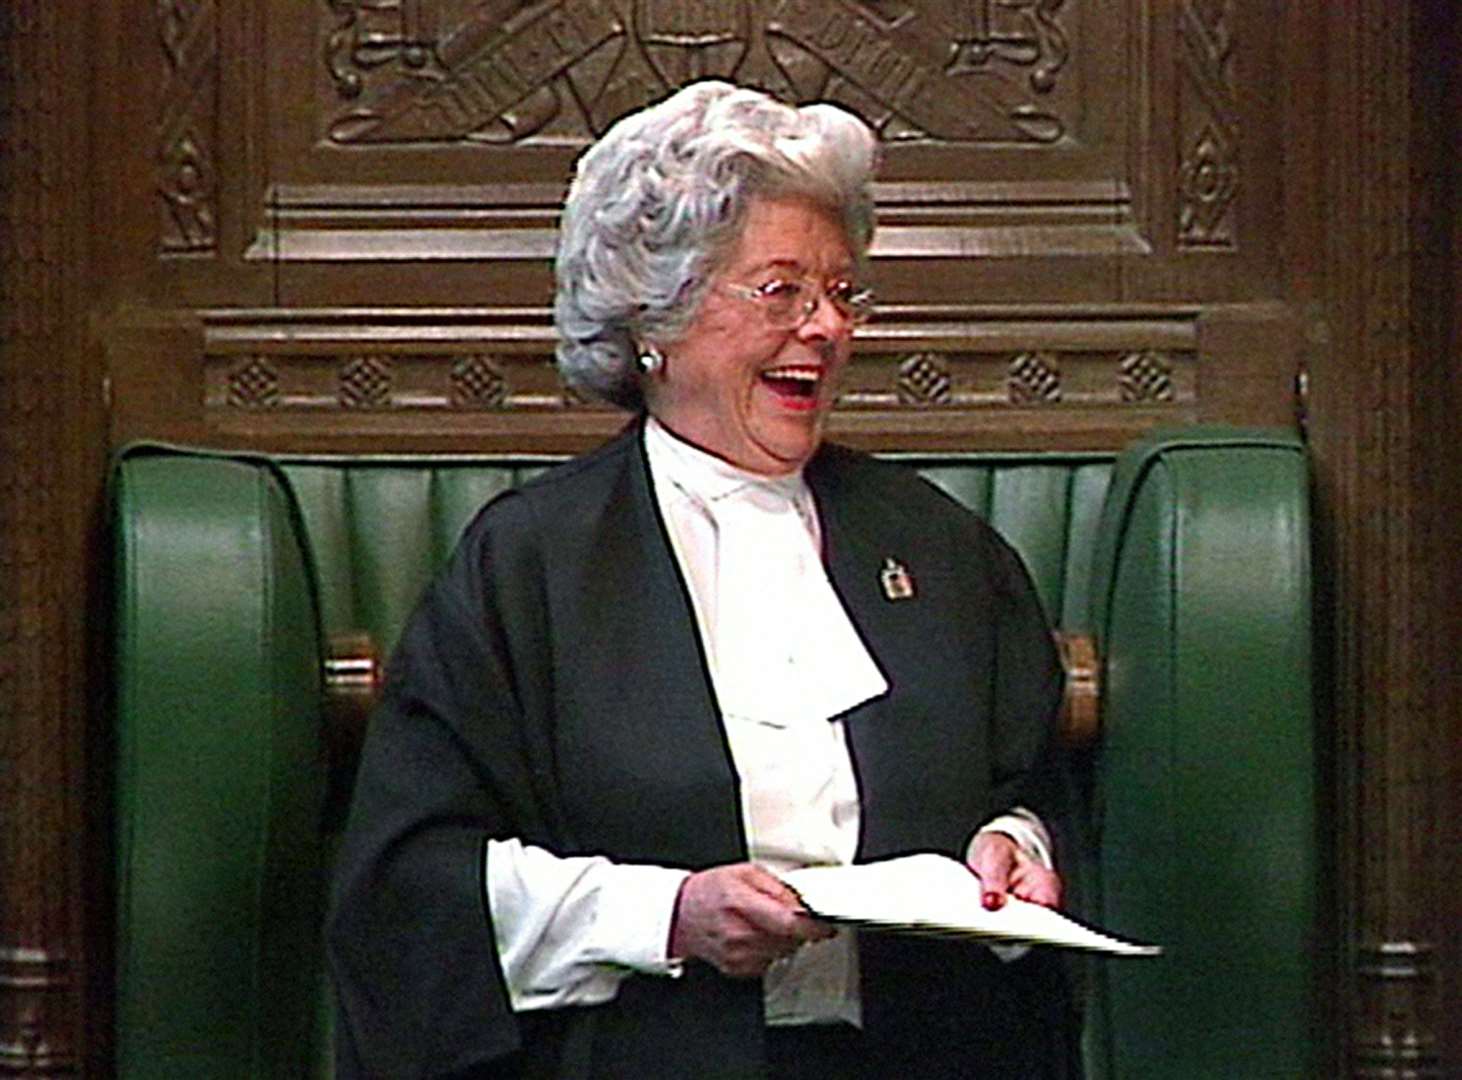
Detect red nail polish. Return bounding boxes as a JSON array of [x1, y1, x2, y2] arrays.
[[982, 891, 1006, 911]]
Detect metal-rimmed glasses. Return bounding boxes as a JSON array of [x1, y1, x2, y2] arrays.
[[719, 273, 876, 331]]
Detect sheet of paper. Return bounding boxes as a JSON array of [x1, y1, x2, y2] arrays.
[[780, 852, 1161, 957]]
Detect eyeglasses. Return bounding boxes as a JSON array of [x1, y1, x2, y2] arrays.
[[720, 273, 876, 331]]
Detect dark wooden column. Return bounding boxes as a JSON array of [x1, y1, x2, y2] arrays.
[[1419, 6, 1462, 1073], [1445, 9, 1462, 1069], [0, 2, 106, 1074], [1300, 2, 1462, 1075]]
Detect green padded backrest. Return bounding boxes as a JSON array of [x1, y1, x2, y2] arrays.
[[114, 450, 328, 1077], [277, 455, 1114, 658], [917, 459, 1116, 633], [278, 462, 553, 660], [1086, 428, 1315, 1080]]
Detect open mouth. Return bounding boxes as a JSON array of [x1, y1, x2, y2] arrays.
[[759, 366, 822, 402]]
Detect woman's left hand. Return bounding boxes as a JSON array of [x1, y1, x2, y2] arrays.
[[967, 831, 1063, 911]]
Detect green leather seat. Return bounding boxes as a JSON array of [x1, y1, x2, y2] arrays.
[[111, 428, 1315, 1078]]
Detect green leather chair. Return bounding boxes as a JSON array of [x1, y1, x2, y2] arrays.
[[111, 427, 1316, 1078]]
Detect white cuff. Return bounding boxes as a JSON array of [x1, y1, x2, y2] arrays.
[[582, 861, 690, 975], [485, 839, 688, 1011]]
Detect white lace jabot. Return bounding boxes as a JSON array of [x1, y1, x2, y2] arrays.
[[642, 417, 888, 727]]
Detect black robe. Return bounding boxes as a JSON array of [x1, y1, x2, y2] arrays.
[[327, 423, 1076, 1079]]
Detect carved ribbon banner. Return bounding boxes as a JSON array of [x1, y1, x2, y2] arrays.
[[325, 0, 1073, 146], [946, 0, 1069, 93], [330, 2, 624, 142]]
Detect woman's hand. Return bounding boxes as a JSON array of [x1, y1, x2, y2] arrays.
[[967, 831, 1063, 910], [669, 863, 834, 978]]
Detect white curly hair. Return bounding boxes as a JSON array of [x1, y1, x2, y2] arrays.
[[553, 81, 878, 409]]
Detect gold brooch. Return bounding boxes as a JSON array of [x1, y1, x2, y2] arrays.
[[880, 558, 916, 601]]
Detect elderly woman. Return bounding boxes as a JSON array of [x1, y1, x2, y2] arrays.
[[328, 82, 1075, 1079]]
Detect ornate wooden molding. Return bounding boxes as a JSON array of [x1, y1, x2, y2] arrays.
[[1352, 941, 1440, 1077], [197, 304, 1197, 450], [0, 950, 71, 1074], [244, 178, 1147, 263], [243, 182, 566, 262]]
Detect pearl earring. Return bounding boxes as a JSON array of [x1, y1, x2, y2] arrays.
[[636, 344, 664, 376]]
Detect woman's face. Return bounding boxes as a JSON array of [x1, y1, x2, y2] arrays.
[[647, 195, 859, 475]]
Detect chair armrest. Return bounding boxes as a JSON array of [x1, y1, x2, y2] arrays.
[[1085, 428, 1316, 1079], [1055, 631, 1100, 746], [113, 447, 329, 1077]]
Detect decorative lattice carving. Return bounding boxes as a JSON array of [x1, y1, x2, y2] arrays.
[[203, 339, 1197, 420], [1007, 351, 1062, 404], [450, 355, 508, 408], [158, 0, 218, 253], [1118, 350, 1176, 402], [323, 0, 1072, 146], [1179, 121, 1238, 244], [338, 356, 393, 408], [226, 357, 281, 409], [1177, 0, 1238, 247], [159, 132, 216, 251], [897, 353, 953, 405]]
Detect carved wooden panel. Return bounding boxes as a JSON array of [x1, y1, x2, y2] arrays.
[[254, 0, 1135, 270], [319, 0, 1079, 146], [99, 0, 1299, 453]]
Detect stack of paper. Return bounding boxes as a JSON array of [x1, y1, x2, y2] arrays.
[[780, 852, 1161, 957]]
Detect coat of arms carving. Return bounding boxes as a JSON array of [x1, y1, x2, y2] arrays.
[[322, 0, 1075, 146]]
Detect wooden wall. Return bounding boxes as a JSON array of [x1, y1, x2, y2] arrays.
[[0, 1, 1457, 1075]]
